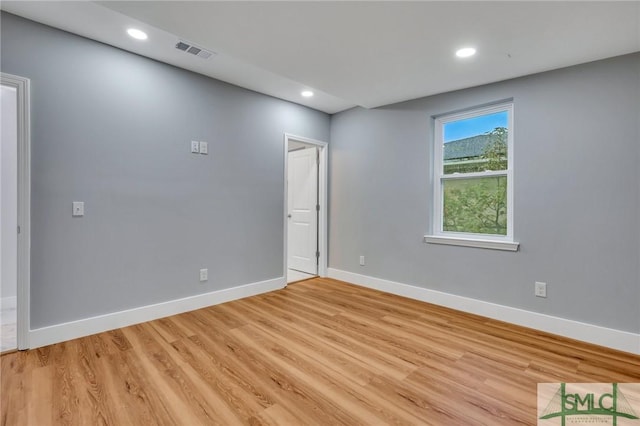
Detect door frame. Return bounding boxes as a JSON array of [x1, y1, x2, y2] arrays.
[[1, 73, 31, 350], [283, 134, 328, 279]]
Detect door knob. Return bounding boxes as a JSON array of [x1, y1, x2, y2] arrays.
[[287, 214, 292, 218]]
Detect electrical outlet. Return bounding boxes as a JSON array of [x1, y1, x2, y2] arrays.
[[535, 281, 547, 298], [191, 140, 200, 153], [359, 255, 365, 266], [72, 201, 84, 217], [200, 268, 208, 282]]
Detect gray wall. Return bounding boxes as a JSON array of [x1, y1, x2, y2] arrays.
[[330, 53, 640, 333], [1, 12, 330, 328]]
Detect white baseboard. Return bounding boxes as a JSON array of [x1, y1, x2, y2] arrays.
[[1, 296, 17, 311], [29, 277, 286, 349], [327, 268, 640, 355]]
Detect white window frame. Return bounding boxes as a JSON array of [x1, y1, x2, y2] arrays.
[[424, 102, 519, 251]]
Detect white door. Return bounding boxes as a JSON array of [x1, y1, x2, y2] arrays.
[[287, 147, 318, 274]]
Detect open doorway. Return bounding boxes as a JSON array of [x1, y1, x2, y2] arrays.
[[284, 134, 327, 284], [1, 81, 18, 352], [1, 72, 31, 352]]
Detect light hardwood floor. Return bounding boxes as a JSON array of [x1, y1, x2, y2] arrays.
[[1, 278, 639, 425]]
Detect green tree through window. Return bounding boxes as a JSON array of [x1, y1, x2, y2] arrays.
[[481, 127, 508, 171], [442, 126, 508, 235], [443, 175, 507, 235]]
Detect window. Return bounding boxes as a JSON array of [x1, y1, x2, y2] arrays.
[[425, 102, 518, 251]]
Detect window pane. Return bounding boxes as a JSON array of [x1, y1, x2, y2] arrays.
[[443, 176, 507, 235], [443, 111, 508, 174]]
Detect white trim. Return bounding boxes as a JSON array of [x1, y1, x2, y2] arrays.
[[432, 102, 515, 244], [424, 235, 519, 251], [1, 73, 31, 350], [283, 133, 328, 278], [441, 170, 507, 180], [29, 277, 285, 349], [327, 268, 640, 355], [1, 296, 17, 311]]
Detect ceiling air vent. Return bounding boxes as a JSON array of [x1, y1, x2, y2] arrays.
[[175, 41, 189, 51], [175, 41, 215, 59]]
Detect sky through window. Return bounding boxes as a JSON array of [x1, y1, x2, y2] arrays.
[[444, 111, 508, 142]]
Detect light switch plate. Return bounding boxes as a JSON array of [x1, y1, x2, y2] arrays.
[[72, 201, 84, 217], [191, 140, 200, 153], [199, 141, 208, 155]]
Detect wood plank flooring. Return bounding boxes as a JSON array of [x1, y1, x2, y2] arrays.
[[1, 278, 639, 425]]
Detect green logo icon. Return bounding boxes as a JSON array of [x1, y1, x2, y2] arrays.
[[539, 383, 639, 426]]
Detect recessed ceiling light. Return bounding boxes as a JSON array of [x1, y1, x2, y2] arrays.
[[127, 28, 148, 40], [456, 47, 476, 58], [301, 90, 314, 98]]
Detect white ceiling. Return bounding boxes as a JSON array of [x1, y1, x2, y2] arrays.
[[2, 1, 639, 114]]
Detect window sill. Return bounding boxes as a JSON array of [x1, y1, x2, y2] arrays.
[[423, 235, 519, 251]]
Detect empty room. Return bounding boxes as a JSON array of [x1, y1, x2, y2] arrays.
[[1, 2, 639, 425]]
